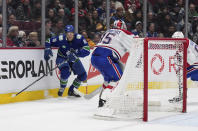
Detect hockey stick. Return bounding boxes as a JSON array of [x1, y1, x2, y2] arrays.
[[169, 51, 183, 103], [83, 86, 103, 100], [11, 60, 68, 97], [72, 86, 102, 100]]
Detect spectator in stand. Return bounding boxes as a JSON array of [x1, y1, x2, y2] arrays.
[[15, 0, 32, 21], [147, 12, 156, 25], [177, 0, 184, 8], [7, 0, 16, 16], [164, 24, 176, 37], [51, 19, 64, 35], [131, 21, 143, 37], [124, 9, 134, 30], [147, 23, 158, 37], [89, 10, 104, 34], [115, 1, 124, 10], [81, 30, 96, 49], [152, 0, 167, 14], [169, 3, 185, 31], [85, 12, 93, 32], [131, 9, 142, 29], [45, 19, 55, 38], [93, 33, 101, 45], [18, 30, 27, 47], [26, 32, 40, 47], [62, 0, 74, 10], [71, 0, 87, 31], [124, 0, 141, 13], [52, 0, 71, 20], [158, 32, 164, 38], [0, 27, 2, 47], [7, 26, 24, 47], [111, 7, 125, 22], [7, 14, 16, 30], [189, 3, 198, 22], [110, 0, 116, 15], [97, 0, 115, 23], [86, 0, 96, 13], [96, 0, 106, 21], [192, 25, 198, 44], [0, 14, 2, 27], [46, 9, 56, 24], [159, 13, 174, 35], [57, 8, 69, 25], [32, 0, 41, 21], [52, 0, 62, 14]]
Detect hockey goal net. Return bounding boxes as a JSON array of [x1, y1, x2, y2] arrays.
[[95, 38, 188, 121]]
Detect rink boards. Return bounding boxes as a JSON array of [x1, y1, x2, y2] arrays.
[[0, 48, 197, 104], [0, 48, 102, 104]]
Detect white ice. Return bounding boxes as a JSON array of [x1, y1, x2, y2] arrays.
[[0, 89, 198, 131]]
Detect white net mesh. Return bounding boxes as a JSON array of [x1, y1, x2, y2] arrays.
[[95, 38, 187, 120]]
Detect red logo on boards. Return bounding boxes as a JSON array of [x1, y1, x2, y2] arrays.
[[151, 54, 165, 75]]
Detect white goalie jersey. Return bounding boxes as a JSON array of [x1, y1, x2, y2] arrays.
[[172, 31, 198, 66], [187, 40, 198, 65], [96, 29, 137, 59]]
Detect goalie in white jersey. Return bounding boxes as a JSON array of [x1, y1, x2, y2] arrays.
[[91, 20, 136, 107], [172, 31, 198, 81]]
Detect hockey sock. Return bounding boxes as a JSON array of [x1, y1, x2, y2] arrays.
[[60, 79, 68, 88], [70, 78, 81, 91], [102, 81, 109, 89]]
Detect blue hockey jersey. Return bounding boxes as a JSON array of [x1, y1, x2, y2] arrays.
[[45, 33, 90, 58]]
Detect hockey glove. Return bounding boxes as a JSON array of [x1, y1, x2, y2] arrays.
[[68, 52, 79, 63], [44, 48, 53, 61], [70, 48, 78, 55]]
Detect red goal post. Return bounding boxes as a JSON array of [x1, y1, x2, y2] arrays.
[[143, 38, 188, 121], [94, 38, 188, 122]]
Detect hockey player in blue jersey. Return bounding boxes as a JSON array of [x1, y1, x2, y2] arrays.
[[44, 25, 90, 97]]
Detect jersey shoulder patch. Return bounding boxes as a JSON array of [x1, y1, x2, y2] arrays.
[[83, 39, 87, 44], [59, 35, 64, 41], [52, 38, 57, 42], [76, 34, 82, 39], [46, 38, 50, 43]]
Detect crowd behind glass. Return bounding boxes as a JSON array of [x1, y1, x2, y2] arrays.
[[0, 0, 198, 48]]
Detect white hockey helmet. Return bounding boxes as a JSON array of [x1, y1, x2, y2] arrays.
[[113, 20, 127, 30], [172, 31, 184, 38]]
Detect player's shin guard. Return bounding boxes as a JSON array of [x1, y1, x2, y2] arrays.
[[58, 79, 68, 97], [68, 78, 81, 97]]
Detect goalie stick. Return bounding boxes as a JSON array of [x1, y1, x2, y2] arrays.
[[11, 60, 68, 97], [169, 51, 183, 103]]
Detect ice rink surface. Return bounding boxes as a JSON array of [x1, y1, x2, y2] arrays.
[[0, 88, 198, 131]]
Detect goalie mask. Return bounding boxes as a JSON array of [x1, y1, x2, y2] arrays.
[[113, 20, 127, 30], [172, 31, 184, 38]]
